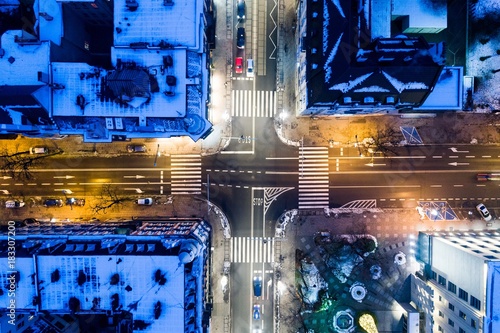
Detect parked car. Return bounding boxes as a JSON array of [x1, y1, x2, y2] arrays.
[[253, 275, 262, 297], [236, 27, 245, 49], [43, 199, 63, 207], [235, 57, 243, 74], [66, 198, 86, 206], [247, 59, 254, 77], [237, 0, 245, 20], [252, 304, 260, 320], [127, 144, 146, 153], [136, 198, 153, 206], [29, 146, 49, 154], [5, 200, 25, 208], [476, 203, 492, 221]]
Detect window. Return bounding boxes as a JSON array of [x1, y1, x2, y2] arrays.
[[448, 282, 457, 293], [459, 328, 466, 333], [448, 303, 455, 311], [459, 310, 466, 320], [438, 326, 443, 332], [470, 296, 481, 310], [459, 288, 469, 302], [471, 319, 477, 328], [438, 275, 447, 286], [55, 321, 65, 330], [448, 319, 455, 327], [431, 270, 437, 280], [439, 295, 443, 302], [484, 255, 496, 259], [438, 311, 444, 317], [17, 321, 24, 329]]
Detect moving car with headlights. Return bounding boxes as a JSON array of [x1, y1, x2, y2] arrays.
[[127, 144, 146, 153], [253, 304, 260, 320], [477, 173, 500, 181], [237, 0, 245, 20], [476, 203, 492, 221]]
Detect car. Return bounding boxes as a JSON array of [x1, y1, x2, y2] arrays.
[[236, 27, 245, 49], [247, 59, 254, 77], [127, 144, 146, 153], [5, 200, 25, 208], [29, 146, 49, 154], [66, 198, 86, 206], [43, 199, 63, 207], [476, 203, 492, 221], [235, 57, 243, 74], [477, 173, 500, 181], [237, 0, 245, 20], [253, 304, 260, 320], [136, 198, 153, 206], [253, 275, 262, 297]]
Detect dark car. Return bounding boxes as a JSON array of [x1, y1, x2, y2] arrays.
[[66, 198, 86, 206], [43, 199, 63, 207], [127, 144, 146, 153], [236, 27, 245, 49], [253, 276, 262, 297], [237, 0, 245, 20]]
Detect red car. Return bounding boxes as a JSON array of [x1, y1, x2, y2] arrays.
[[235, 57, 243, 74]]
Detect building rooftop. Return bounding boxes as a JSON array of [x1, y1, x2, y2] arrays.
[[0, 219, 211, 333], [113, 0, 202, 49]]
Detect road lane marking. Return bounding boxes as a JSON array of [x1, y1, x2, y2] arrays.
[[430, 185, 442, 187], [449, 156, 458, 158], [453, 185, 463, 187], [482, 155, 491, 158], [432, 156, 442, 158], [465, 156, 475, 158], [476, 184, 486, 187]]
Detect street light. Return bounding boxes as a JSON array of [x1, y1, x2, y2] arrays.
[[153, 144, 160, 167], [431, 209, 438, 222]]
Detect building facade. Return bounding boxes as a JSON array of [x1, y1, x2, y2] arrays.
[[412, 230, 500, 333]]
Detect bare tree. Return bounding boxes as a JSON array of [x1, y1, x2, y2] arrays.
[[91, 183, 133, 214], [0, 149, 62, 181], [365, 125, 401, 156]]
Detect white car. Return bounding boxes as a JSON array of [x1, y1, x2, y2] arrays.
[[247, 59, 254, 77], [476, 203, 492, 221], [136, 198, 153, 206], [29, 146, 48, 154], [5, 200, 25, 208]]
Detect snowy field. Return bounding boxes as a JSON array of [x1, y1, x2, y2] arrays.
[[468, 0, 500, 109]]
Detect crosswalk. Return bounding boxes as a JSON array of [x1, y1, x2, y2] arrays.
[[298, 146, 329, 209], [231, 90, 276, 117], [170, 154, 202, 195], [230, 237, 274, 263]]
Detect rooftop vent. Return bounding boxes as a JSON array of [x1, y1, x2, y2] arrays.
[[163, 55, 173, 67], [126, 0, 139, 11], [166, 75, 177, 86], [343, 97, 352, 104], [363, 97, 374, 104], [386, 96, 395, 104], [164, 0, 174, 6]]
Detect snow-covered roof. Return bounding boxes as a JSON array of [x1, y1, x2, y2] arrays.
[[34, 0, 63, 45], [38, 255, 185, 333], [392, 0, 446, 32], [417, 67, 463, 110], [113, 0, 202, 49], [0, 30, 50, 86]]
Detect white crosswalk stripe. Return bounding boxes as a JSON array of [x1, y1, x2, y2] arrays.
[[230, 237, 274, 263], [170, 154, 202, 195], [231, 90, 276, 117], [298, 147, 330, 209]]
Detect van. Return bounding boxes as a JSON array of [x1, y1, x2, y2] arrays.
[[247, 59, 254, 77], [29, 147, 48, 154]]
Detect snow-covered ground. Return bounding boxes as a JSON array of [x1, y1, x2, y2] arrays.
[[468, 0, 500, 109]]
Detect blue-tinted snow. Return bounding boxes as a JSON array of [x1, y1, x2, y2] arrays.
[[0, 30, 50, 86], [37, 255, 185, 333], [34, 0, 63, 45], [0, 258, 36, 310], [114, 0, 202, 48]]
